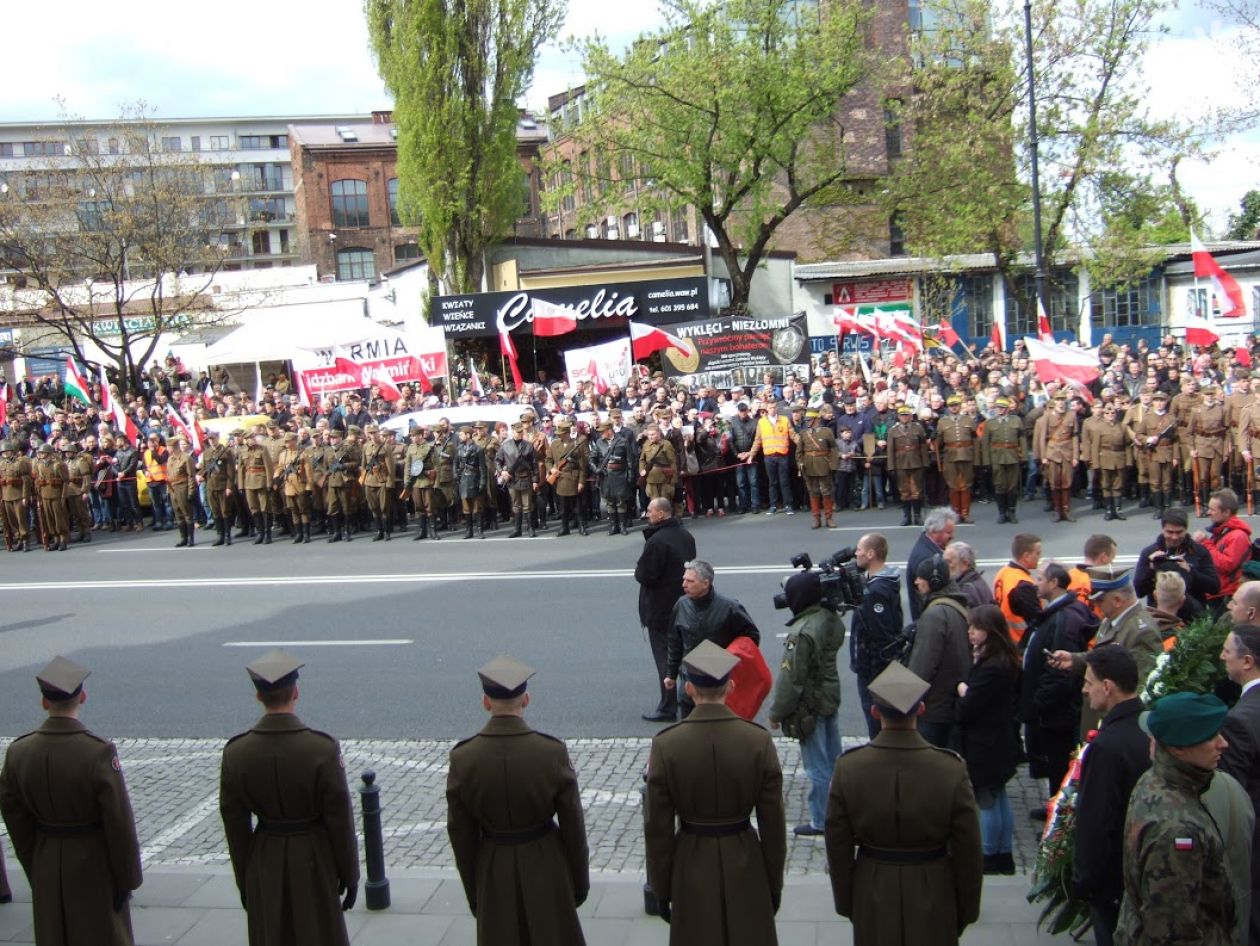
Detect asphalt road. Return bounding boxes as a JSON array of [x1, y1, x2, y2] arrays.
[[0, 495, 1165, 740]]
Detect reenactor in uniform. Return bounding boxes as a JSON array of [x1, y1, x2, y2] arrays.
[[547, 417, 588, 537], [199, 429, 236, 547], [496, 423, 539, 538], [1038, 391, 1080, 522], [276, 431, 313, 544], [220, 651, 359, 946], [301, 428, 328, 535], [238, 430, 276, 545], [231, 428, 256, 539], [594, 420, 635, 535], [432, 419, 458, 531], [1123, 387, 1157, 507], [0, 439, 33, 552], [324, 428, 359, 543], [360, 423, 395, 541], [525, 410, 552, 529], [165, 435, 198, 548], [455, 425, 486, 539], [639, 424, 677, 510], [1224, 366, 1254, 495], [887, 404, 930, 527], [1170, 377, 1202, 505], [1079, 399, 1106, 511], [797, 409, 838, 529], [1089, 402, 1130, 521], [1189, 384, 1228, 513], [0, 656, 143, 946], [404, 426, 442, 541], [63, 441, 94, 543], [262, 422, 288, 536], [981, 396, 1025, 524], [644, 641, 786, 945], [474, 421, 501, 532], [937, 395, 979, 523], [390, 430, 410, 534], [32, 443, 70, 551], [1134, 391, 1178, 518], [824, 661, 983, 946], [1239, 380, 1260, 512], [447, 655, 589, 946]]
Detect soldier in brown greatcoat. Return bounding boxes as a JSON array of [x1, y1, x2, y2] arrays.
[[0, 438, 34, 551], [796, 409, 838, 528], [165, 436, 198, 548], [1170, 377, 1202, 505], [887, 404, 930, 527], [62, 441, 94, 543], [547, 417, 589, 536], [1189, 384, 1228, 513], [1037, 391, 1080, 522], [1079, 399, 1106, 511], [1239, 381, 1260, 512], [1224, 367, 1254, 495], [1089, 402, 1130, 521], [936, 395, 979, 523], [447, 655, 589, 946], [0, 656, 143, 946], [639, 425, 678, 504], [32, 443, 70, 551], [1134, 390, 1178, 517], [237, 431, 275, 545], [324, 427, 360, 543], [199, 429, 236, 547], [220, 651, 359, 946], [360, 423, 395, 541], [276, 431, 313, 544], [1123, 387, 1157, 508]]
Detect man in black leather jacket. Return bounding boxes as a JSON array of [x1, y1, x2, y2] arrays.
[[663, 559, 760, 718], [849, 532, 904, 739]]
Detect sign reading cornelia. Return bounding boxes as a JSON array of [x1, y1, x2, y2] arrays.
[[431, 276, 710, 337]]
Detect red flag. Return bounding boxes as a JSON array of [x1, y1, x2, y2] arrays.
[[629, 321, 689, 360], [937, 321, 962, 348], [98, 364, 111, 414], [531, 298, 578, 337], [1023, 337, 1100, 388], [1192, 233, 1246, 318], [1183, 314, 1221, 348], [1036, 299, 1055, 342], [500, 331, 523, 390], [1237, 346, 1252, 368], [990, 321, 1004, 352], [203, 382, 216, 412], [112, 400, 139, 446], [834, 308, 878, 337], [468, 359, 485, 397], [0, 382, 8, 429], [166, 405, 201, 454], [372, 366, 401, 402]]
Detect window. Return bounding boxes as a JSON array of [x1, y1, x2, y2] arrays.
[[884, 100, 903, 161], [1090, 273, 1160, 329], [73, 137, 99, 155], [564, 228, 578, 239], [623, 212, 640, 239], [957, 274, 992, 338], [22, 141, 62, 157], [1007, 272, 1080, 335], [279, 229, 290, 254], [394, 243, 421, 262], [248, 197, 286, 222], [252, 231, 271, 255], [579, 151, 591, 204], [209, 135, 230, 151], [336, 248, 376, 281], [0, 143, 12, 157], [190, 136, 201, 152], [889, 214, 906, 256], [388, 178, 400, 225], [245, 163, 284, 190], [239, 135, 262, 150], [77, 201, 107, 232], [671, 206, 689, 243], [108, 138, 120, 155], [561, 162, 575, 213], [619, 154, 636, 192], [161, 136, 182, 152], [239, 134, 286, 150], [330, 179, 370, 228]]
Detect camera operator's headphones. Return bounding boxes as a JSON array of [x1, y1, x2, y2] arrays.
[[917, 554, 951, 594]]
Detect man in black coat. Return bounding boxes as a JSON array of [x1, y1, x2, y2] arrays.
[[634, 497, 696, 722], [1218, 618, 1260, 946], [905, 507, 958, 621], [1132, 506, 1221, 608], [1073, 646, 1151, 946]]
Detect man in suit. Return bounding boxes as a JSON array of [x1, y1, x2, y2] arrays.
[[635, 497, 697, 722], [1219, 617, 1260, 946]]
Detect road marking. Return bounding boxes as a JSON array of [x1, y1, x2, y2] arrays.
[[223, 639, 414, 647]]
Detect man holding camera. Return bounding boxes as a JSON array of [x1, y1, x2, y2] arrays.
[[1133, 506, 1221, 610], [768, 571, 846, 837], [850, 533, 904, 739]]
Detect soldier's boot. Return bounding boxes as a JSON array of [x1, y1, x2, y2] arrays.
[[212, 522, 227, 547], [414, 516, 426, 540], [608, 511, 621, 535], [1043, 485, 1054, 512], [430, 515, 442, 541], [477, 516, 485, 539], [1007, 494, 1020, 524], [384, 517, 392, 541], [960, 489, 973, 524], [995, 494, 1008, 524], [1151, 492, 1164, 518], [900, 502, 912, 526], [824, 496, 835, 528], [1138, 484, 1151, 507], [1103, 498, 1116, 521], [1112, 497, 1127, 521], [527, 513, 537, 538], [558, 498, 572, 536], [372, 515, 385, 541], [464, 517, 475, 539], [175, 523, 189, 548], [330, 516, 343, 542], [810, 495, 822, 529], [303, 522, 312, 544], [911, 501, 922, 526], [252, 513, 265, 544], [508, 512, 523, 538], [1060, 489, 1076, 522], [226, 522, 234, 546], [263, 514, 273, 545], [293, 519, 304, 544], [187, 522, 196, 547], [578, 511, 589, 536], [235, 516, 251, 539]]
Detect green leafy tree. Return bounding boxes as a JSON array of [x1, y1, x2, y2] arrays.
[[366, 0, 564, 296], [555, 0, 878, 312], [1227, 189, 1260, 240]]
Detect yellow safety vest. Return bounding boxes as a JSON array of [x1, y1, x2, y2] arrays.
[[757, 416, 791, 456]]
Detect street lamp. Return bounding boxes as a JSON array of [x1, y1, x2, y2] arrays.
[[1023, 0, 1047, 319]]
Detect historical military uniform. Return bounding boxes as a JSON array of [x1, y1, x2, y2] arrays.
[[432, 426, 458, 518], [360, 426, 395, 541], [639, 433, 677, 503], [277, 434, 313, 544], [1038, 394, 1080, 522], [824, 662, 983, 946], [231, 429, 256, 538], [1089, 407, 1130, 521], [1223, 369, 1253, 494], [547, 418, 589, 536], [1170, 383, 1202, 503], [325, 430, 361, 543], [496, 425, 538, 538], [644, 642, 786, 946], [200, 433, 237, 547], [1240, 395, 1260, 513], [1080, 402, 1106, 510], [220, 651, 359, 946], [796, 412, 838, 528], [447, 656, 589, 946], [474, 422, 501, 531], [0, 441, 34, 551], [937, 398, 979, 523], [305, 436, 330, 534], [32, 444, 70, 551], [455, 428, 486, 539], [1134, 394, 1177, 516], [64, 444, 94, 542], [0, 657, 143, 946], [1189, 387, 1228, 512], [165, 439, 198, 547], [1123, 396, 1156, 506], [594, 422, 635, 535], [262, 426, 287, 534], [238, 436, 275, 544], [887, 405, 930, 526]]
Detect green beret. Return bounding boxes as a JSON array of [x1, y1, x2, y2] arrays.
[[1140, 692, 1228, 747]]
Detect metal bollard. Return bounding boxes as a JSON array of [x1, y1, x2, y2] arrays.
[[359, 769, 391, 910]]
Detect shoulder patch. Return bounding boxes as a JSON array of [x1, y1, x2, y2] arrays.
[[1174, 836, 1194, 851], [873, 603, 885, 614]]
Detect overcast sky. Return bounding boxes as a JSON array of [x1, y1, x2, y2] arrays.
[[2, 0, 1254, 231]]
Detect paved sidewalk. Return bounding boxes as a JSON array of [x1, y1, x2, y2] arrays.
[[0, 865, 1057, 945]]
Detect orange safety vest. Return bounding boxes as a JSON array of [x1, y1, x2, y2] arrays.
[[757, 415, 791, 456], [143, 448, 167, 483], [993, 563, 1033, 644]]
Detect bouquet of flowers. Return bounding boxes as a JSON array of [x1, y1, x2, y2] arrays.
[[1028, 746, 1092, 936], [1141, 613, 1230, 706]]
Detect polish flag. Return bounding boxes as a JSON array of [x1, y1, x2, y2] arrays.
[[834, 308, 877, 337], [1192, 233, 1246, 318], [1036, 299, 1055, 342], [468, 359, 485, 398], [294, 372, 311, 409], [500, 331, 523, 390], [112, 399, 140, 446], [990, 320, 1007, 352], [531, 298, 578, 336], [587, 359, 610, 394], [203, 381, 216, 412], [166, 405, 201, 454], [333, 356, 362, 382], [875, 310, 922, 351], [629, 321, 689, 360], [1023, 336, 1100, 388], [98, 364, 111, 414], [372, 366, 402, 402], [1183, 313, 1221, 348]]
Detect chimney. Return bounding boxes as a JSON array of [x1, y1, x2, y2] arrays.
[[371, 110, 393, 125]]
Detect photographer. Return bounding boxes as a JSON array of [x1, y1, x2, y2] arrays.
[[767, 571, 846, 837], [850, 533, 904, 739], [1133, 507, 1220, 609]]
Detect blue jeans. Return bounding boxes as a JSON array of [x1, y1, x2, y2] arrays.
[[764, 455, 792, 509], [977, 785, 1013, 855], [147, 482, 170, 528], [861, 464, 886, 508], [734, 462, 760, 512], [800, 713, 842, 829]]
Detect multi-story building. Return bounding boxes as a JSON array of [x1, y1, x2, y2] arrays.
[[289, 111, 550, 283]]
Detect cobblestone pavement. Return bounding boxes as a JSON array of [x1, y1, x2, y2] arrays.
[[0, 736, 1047, 878]]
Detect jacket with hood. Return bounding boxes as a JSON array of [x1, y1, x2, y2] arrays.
[[768, 577, 846, 726], [907, 583, 971, 725], [955, 568, 996, 609], [1201, 515, 1253, 601]]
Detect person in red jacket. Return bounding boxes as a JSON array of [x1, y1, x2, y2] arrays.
[[1194, 487, 1254, 618]]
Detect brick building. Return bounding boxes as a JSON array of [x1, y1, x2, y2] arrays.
[[289, 111, 549, 282]]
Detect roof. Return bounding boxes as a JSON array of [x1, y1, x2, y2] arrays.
[[1164, 246, 1260, 276], [289, 116, 547, 150], [0, 114, 372, 133]]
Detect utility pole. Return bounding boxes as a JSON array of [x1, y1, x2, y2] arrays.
[[1023, 0, 1047, 319]]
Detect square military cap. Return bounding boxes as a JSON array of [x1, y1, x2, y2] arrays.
[[680, 639, 739, 687], [246, 649, 304, 692], [478, 654, 535, 699], [1087, 565, 1132, 599], [868, 661, 930, 715], [37, 655, 90, 701]]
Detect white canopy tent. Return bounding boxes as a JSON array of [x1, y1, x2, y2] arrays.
[[200, 300, 377, 365]]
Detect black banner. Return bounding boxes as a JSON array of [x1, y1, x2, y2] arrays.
[[660, 312, 810, 388], [431, 276, 709, 338]]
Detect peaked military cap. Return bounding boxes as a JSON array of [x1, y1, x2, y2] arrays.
[[478, 654, 535, 699], [1152, 390, 1170, 400], [994, 397, 1011, 408], [346, 425, 363, 436], [946, 395, 962, 406], [246, 649, 304, 693], [1087, 564, 1133, 599], [596, 421, 613, 432], [680, 639, 739, 688], [868, 661, 930, 715], [37, 655, 90, 701], [896, 404, 913, 414]]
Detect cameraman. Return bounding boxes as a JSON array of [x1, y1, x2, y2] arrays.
[[1133, 507, 1220, 610], [850, 532, 904, 739], [768, 571, 846, 837]]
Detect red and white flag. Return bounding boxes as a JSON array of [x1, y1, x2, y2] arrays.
[[587, 359, 610, 394], [1183, 313, 1221, 348], [1023, 336, 1100, 388], [500, 331, 523, 390], [937, 321, 963, 349], [1036, 299, 1055, 342], [629, 321, 689, 360], [203, 382, 216, 412], [531, 298, 578, 337], [875, 309, 922, 351], [166, 405, 201, 454], [97, 364, 111, 414], [0, 382, 8, 429], [112, 399, 139, 446], [990, 320, 1006, 353], [1192, 233, 1246, 318], [372, 366, 401, 402], [468, 359, 485, 398], [833, 308, 877, 337], [295, 373, 311, 409], [1237, 346, 1253, 369]]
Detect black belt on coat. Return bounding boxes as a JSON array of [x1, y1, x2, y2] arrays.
[[256, 816, 323, 835], [36, 820, 102, 837], [858, 844, 948, 864], [679, 818, 751, 837], [481, 819, 556, 845]]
